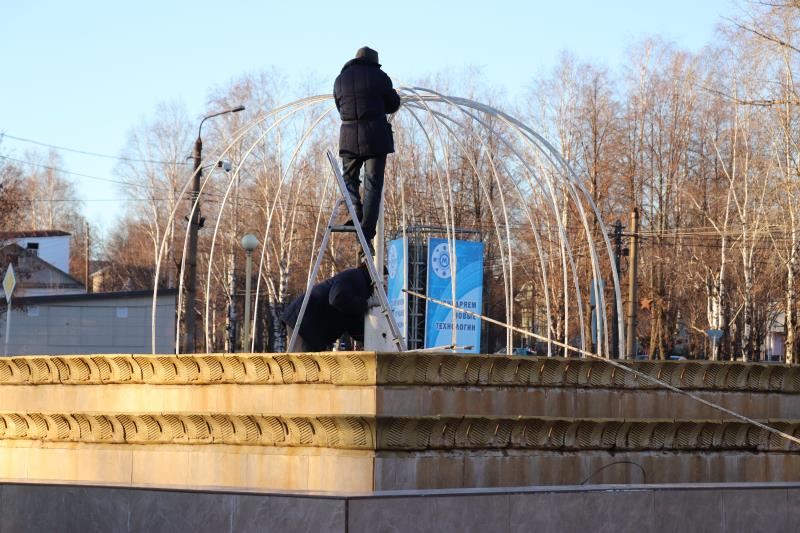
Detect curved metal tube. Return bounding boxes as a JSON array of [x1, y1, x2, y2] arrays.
[[159, 87, 624, 358]]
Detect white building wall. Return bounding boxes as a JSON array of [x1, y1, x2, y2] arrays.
[[13, 235, 71, 273], [0, 294, 175, 355]]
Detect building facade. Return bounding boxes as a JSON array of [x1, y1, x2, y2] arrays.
[[0, 290, 176, 355], [0, 230, 72, 274]]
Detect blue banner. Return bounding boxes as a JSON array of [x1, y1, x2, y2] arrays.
[[424, 238, 484, 353], [386, 237, 407, 339]]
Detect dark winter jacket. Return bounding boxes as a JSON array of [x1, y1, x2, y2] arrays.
[[281, 267, 373, 351], [334, 58, 401, 157]]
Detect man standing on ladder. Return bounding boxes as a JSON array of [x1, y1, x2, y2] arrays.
[[334, 46, 401, 258]]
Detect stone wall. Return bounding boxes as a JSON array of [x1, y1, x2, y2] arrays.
[[0, 481, 796, 532], [0, 352, 798, 492]]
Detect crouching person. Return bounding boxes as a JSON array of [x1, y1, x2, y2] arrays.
[[282, 265, 374, 352]]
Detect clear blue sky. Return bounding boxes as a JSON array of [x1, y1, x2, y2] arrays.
[[1, 0, 732, 232]]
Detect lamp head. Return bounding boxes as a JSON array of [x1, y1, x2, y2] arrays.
[[241, 234, 259, 251]]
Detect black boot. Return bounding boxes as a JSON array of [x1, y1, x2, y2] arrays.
[[342, 208, 363, 228]]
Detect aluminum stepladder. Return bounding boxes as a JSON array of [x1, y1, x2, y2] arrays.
[[286, 150, 407, 352]]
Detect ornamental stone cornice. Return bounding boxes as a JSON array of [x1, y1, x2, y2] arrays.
[[1, 353, 799, 394], [0, 412, 375, 449], [376, 416, 800, 452], [0, 412, 798, 452], [377, 354, 800, 393], [0, 353, 374, 386]]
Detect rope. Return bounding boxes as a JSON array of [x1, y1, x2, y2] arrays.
[[403, 289, 800, 447], [580, 461, 647, 485]]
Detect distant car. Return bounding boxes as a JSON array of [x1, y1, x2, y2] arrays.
[[668, 355, 687, 361], [493, 347, 535, 355]]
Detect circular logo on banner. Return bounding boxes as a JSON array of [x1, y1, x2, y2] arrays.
[[387, 244, 399, 279], [431, 242, 452, 279]]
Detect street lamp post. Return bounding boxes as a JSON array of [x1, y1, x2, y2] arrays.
[[240, 234, 259, 352], [183, 104, 245, 354]]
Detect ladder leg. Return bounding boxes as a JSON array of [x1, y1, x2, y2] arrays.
[[287, 197, 343, 352]]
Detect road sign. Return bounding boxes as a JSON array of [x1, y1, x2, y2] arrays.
[[706, 328, 723, 342], [3, 264, 15, 303], [3, 263, 14, 356]]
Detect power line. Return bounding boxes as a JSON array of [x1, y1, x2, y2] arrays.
[[0, 155, 359, 214], [24, 198, 123, 203], [1, 155, 150, 190], [6, 154, 800, 245], [1, 155, 316, 205], [0, 133, 187, 166]]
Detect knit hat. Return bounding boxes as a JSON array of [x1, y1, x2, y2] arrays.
[[355, 46, 379, 64]]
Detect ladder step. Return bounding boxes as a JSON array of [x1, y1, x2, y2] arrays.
[[330, 224, 358, 233]]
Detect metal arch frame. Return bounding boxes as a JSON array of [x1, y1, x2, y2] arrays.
[[150, 95, 331, 353], [399, 96, 581, 355], [151, 88, 625, 358]]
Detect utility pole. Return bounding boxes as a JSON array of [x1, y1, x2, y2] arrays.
[[626, 208, 639, 359], [611, 220, 623, 358], [84, 222, 90, 293], [183, 136, 204, 354], [182, 105, 245, 354]]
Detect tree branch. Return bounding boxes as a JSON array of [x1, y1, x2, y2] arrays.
[[698, 83, 800, 107], [725, 15, 800, 55]]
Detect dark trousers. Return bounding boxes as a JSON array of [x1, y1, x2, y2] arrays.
[[341, 155, 386, 242]]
